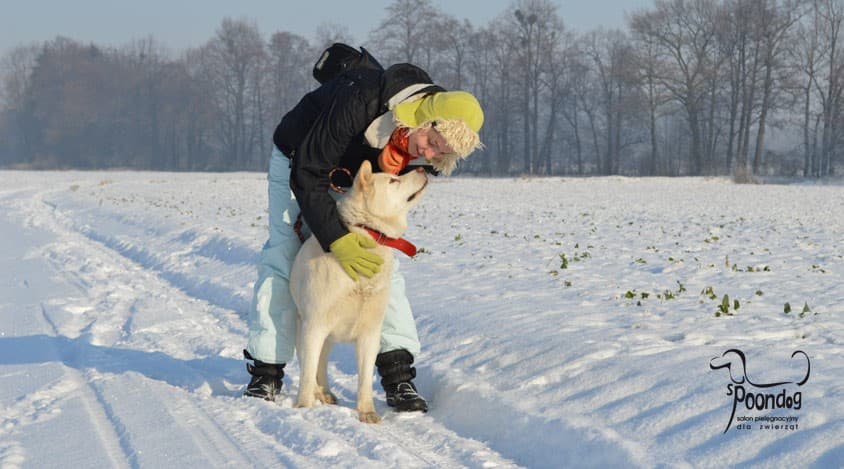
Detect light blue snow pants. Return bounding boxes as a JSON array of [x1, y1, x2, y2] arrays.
[[245, 148, 421, 364]]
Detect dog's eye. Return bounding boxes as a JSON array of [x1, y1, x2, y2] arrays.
[[389, 178, 400, 184]]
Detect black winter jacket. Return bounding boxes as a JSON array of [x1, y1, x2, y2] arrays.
[[273, 64, 443, 251]]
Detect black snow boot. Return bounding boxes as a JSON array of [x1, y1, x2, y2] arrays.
[[243, 350, 285, 402], [376, 349, 428, 413]]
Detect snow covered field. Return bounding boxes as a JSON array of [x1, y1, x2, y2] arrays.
[[1, 170, 842, 468]]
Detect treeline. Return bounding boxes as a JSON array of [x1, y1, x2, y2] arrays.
[[1, 0, 843, 178]]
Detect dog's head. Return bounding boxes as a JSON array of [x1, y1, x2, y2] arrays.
[[338, 161, 428, 238]]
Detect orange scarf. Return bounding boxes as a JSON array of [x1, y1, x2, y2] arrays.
[[378, 127, 416, 175]]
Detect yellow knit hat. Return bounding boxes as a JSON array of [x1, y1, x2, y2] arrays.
[[393, 91, 484, 159]]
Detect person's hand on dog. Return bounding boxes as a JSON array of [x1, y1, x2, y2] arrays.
[[329, 232, 384, 281]]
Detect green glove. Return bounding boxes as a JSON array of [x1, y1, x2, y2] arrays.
[[329, 232, 384, 281]]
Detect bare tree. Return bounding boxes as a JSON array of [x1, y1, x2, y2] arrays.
[[632, 0, 720, 175], [501, 0, 561, 174], [0, 43, 40, 164], [537, 27, 574, 175], [750, 1, 806, 176], [584, 29, 643, 174], [733, 0, 763, 179], [463, 27, 498, 174], [314, 23, 354, 51], [480, 18, 522, 175], [631, 28, 674, 175], [368, 0, 440, 66], [264, 31, 313, 164], [790, 1, 824, 176], [118, 37, 172, 168], [714, 0, 744, 174], [195, 18, 267, 169], [559, 49, 592, 175], [429, 15, 474, 90], [1, 44, 40, 110], [22, 38, 123, 168], [699, 5, 732, 175], [813, 0, 844, 176]]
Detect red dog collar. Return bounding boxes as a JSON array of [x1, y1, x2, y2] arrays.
[[357, 225, 417, 257]]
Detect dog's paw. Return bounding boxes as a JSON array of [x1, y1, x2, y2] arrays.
[[315, 390, 338, 405], [295, 396, 314, 408], [358, 411, 381, 424]]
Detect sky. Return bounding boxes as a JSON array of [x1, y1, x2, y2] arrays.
[[0, 0, 653, 56]]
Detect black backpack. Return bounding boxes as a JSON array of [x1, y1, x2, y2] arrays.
[[312, 43, 384, 84]]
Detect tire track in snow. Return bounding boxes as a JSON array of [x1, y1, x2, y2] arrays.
[[40, 192, 254, 316], [83, 372, 261, 467], [36, 303, 134, 469], [152, 385, 257, 466], [10, 189, 275, 465], [31, 189, 249, 346]]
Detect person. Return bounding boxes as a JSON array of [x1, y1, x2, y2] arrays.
[[242, 57, 484, 413]]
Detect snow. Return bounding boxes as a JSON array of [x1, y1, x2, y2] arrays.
[[1, 170, 842, 468]]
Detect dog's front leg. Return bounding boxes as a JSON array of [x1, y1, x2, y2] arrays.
[[296, 321, 326, 409], [356, 330, 381, 423]]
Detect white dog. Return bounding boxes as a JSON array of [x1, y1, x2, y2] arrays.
[[289, 160, 427, 423]]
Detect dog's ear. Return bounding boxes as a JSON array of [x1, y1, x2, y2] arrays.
[[354, 160, 374, 193]]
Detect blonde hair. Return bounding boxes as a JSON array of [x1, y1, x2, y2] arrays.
[[405, 120, 484, 175]]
